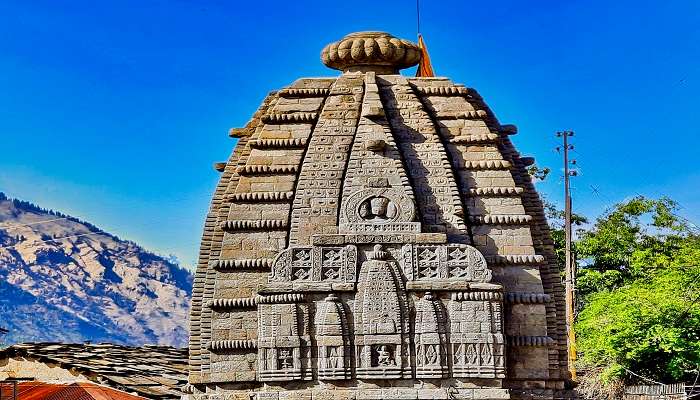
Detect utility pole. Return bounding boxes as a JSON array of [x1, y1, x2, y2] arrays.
[[556, 130, 577, 381]]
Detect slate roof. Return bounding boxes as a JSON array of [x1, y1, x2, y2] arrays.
[[0, 343, 187, 399], [2, 381, 146, 400]]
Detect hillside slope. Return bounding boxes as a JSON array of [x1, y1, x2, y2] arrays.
[[0, 193, 192, 347]]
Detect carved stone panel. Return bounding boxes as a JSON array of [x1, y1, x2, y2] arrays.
[[339, 187, 420, 234], [402, 243, 492, 282], [257, 303, 311, 381], [447, 293, 506, 379], [353, 245, 410, 379], [414, 292, 448, 378], [269, 245, 357, 284], [314, 294, 352, 380]]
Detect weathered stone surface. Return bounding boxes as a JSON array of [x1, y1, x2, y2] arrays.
[[187, 31, 570, 400]]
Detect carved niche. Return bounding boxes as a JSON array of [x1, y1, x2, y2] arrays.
[[353, 244, 410, 379], [339, 180, 420, 234], [257, 302, 312, 381], [415, 292, 448, 378], [314, 294, 351, 380]]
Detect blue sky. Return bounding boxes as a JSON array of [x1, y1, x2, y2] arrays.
[[1, 0, 698, 269]]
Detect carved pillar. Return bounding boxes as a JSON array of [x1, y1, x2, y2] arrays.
[[257, 302, 311, 381], [414, 292, 448, 378], [448, 291, 506, 379], [314, 294, 351, 380]]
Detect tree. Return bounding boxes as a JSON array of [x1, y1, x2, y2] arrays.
[[576, 196, 696, 300], [574, 196, 700, 387], [543, 200, 587, 269]]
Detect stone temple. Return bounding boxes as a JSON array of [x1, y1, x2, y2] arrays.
[[186, 32, 572, 400]]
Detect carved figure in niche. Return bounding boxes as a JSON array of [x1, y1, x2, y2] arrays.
[[425, 345, 438, 365], [373, 345, 396, 366], [359, 196, 397, 221]]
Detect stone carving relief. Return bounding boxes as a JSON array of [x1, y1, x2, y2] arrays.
[[353, 245, 410, 379], [339, 186, 420, 234], [314, 294, 351, 380], [402, 243, 492, 282], [414, 292, 448, 378], [257, 303, 311, 381], [448, 294, 505, 378], [258, 239, 502, 382], [269, 245, 357, 284]]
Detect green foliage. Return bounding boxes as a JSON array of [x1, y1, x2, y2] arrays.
[[573, 196, 700, 384], [576, 196, 697, 299], [577, 267, 700, 383], [543, 199, 587, 269], [527, 164, 551, 181]]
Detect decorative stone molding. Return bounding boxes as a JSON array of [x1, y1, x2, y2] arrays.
[[219, 219, 288, 231], [437, 110, 488, 120], [278, 88, 330, 98], [449, 134, 500, 144], [207, 294, 307, 309], [462, 160, 513, 170], [212, 258, 274, 270], [499, 124, 518, 135], [468, 186, 524, 196], [228, 127, 251, 138], [505, 292, 552, 304], [450, 291, 503, 301], [227, 191, 294, 202], [235, 165, 299, 175], [506, 336, 556, 347], [206, 297, 257, 309], [248, 138, 307, 149], [213, 162, 226, 172], [207, 340, 257, 351], [321, 31, 420, 73], [413, 85, 471, 96], [468, 215, 533, 224], [311, 232, 447, 246], [262, 112, 318, 124], [256, 293, 306, 304], [485, 254, 546, 265]]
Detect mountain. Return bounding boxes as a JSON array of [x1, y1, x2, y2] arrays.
[[0, 192, 193, 347]]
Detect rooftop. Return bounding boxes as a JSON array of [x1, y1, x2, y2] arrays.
[[0, 343, 187, 399]]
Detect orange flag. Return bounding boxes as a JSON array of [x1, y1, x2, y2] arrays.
[[416, 34, 435, 77]]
